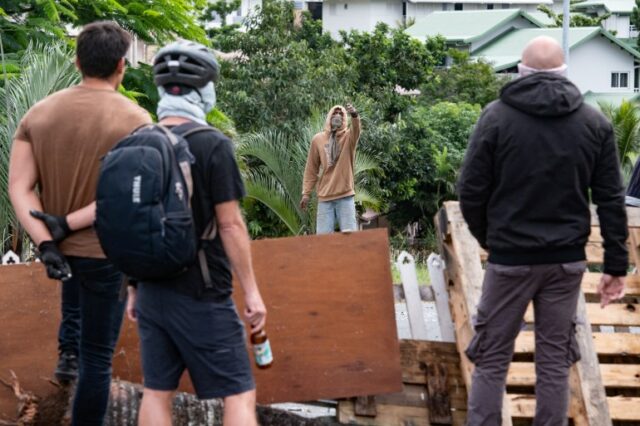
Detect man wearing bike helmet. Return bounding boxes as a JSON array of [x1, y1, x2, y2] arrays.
[[130, 40, 266, 425], [31, 39, 267, 425]]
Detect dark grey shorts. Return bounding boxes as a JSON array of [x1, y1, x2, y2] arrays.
[[135, 283, 255, 399]]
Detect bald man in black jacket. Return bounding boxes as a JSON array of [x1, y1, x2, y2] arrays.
[[458, 36, 627, 425]]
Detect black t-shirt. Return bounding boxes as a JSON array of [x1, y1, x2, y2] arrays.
[[160, 122, 246, 301]]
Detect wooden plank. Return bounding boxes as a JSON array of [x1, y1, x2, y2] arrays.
[[397, 251, 429, 340], [524, 303, 640, 326], [607, 396, 640, 421], [581, 273, 640, 296], [428, 253, 456, 343], [439, 203, 513, 426], [399, 340, 467, 412], [355, 396, 377, 417], [515, 331, 640, 356], [338, 400, 430, 426], [507, 362, 640, 388], [508, 394, 640, 421], [0, 263, 60, 419], [426, 362, 452, 424], [572, 292, 611, 425]]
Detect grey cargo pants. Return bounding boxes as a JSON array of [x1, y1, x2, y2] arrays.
[[466, 261, 585, 426]]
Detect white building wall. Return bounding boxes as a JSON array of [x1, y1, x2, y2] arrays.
[[603, 14, 631, 38], [322, 0, 403, 35], [407, 2, 541, 15], [241, 0, 262, 17], [570, 35, 636, 92]]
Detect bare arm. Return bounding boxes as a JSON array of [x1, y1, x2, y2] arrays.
[[67, 202, 96, 230], [8, 139, 53, 245], [216, 199, 266, 332]]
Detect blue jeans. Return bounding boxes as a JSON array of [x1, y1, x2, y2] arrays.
[[59, 279, 80, 356], [316, 195, 358, 234], [65, 257, 125, 426]]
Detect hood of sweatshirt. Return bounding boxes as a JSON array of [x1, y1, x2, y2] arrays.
[[500, 72, 583, 117], [324, 105, 348, 134]]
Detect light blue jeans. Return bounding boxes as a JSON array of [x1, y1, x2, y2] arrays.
[[316, 195, 358, 234]]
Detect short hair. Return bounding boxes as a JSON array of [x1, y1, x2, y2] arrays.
[[76, 21, 131, 78]]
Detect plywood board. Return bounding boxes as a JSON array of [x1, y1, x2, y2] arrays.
[[114, 229, 403, 404], [0, 230, 402, 413], [0, 263, 60, 420]]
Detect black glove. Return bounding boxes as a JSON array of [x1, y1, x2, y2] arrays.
[[38, 241, 73, 281], [30, 210, 72, 243]]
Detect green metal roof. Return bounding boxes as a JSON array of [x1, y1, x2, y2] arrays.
[[473, 27, 640, 70], [572, 0, 634, 14], [583, 91, 640, 107], [405, 9, 546, 43]]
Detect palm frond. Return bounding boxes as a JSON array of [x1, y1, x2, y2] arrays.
[[0, 41, 79, 249]]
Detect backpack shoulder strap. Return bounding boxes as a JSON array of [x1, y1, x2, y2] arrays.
[[172, 124, 220, 292], [173, 125, 217, 140]]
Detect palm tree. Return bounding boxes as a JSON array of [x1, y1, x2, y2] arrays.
[[0, 42, 79, 253], [237, 113, 381, 235], [600, 100, 640, 181]]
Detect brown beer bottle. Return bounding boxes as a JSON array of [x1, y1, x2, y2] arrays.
[[251, 330, 273, 369]]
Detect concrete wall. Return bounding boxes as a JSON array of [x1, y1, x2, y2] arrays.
[[322, 0, 404, 35], [570, 34, 636, 92]]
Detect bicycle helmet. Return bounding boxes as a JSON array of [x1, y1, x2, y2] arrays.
[[153, 40, 220, 88]]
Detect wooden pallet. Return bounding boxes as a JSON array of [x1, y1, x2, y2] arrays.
[[436, 201, 640, 425], [338, 340, 468, 425]]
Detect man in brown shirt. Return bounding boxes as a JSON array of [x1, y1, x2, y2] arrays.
[[300, 104, 361, 233], [8, 21, 151, 425]]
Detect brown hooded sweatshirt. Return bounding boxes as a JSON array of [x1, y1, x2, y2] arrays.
[[302, 105, 361, 201]]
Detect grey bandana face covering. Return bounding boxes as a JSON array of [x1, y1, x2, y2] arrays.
[[518, 63, 568, 78], [157, 82, 216, 124], [330, 115, 343, 131]]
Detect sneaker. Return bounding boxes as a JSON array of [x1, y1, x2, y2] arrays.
[[55, 352, 78, 383]]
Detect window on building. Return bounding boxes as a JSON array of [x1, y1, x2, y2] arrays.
[[403, 1, 407, 17], [502, 3, 510, 8], [487, 3, 494, 9], [442, 3, 449, 10], [454, 3, 463, 10], [307, 2, 322, 20], [611, 72, 630, 88], [344, 3, 348, 9]]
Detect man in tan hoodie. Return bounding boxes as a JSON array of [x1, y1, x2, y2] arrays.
[[300, 104, 361, 233]]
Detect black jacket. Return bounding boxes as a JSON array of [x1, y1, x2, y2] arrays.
[[458, 73, 628, 275]]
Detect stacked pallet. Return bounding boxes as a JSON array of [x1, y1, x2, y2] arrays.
[[436, 201, 640, 425], [338, 340, 468, 425]]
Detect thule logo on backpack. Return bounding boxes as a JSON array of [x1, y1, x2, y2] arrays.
[[132, 175, 142, 203]]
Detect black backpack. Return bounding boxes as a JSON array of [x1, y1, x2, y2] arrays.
[[95, 124, 217, 284]]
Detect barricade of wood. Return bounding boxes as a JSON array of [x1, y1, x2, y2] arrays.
[[337, 252, 467, 426], [338, 340, 467, 426], [436, 201, 640, 425]]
